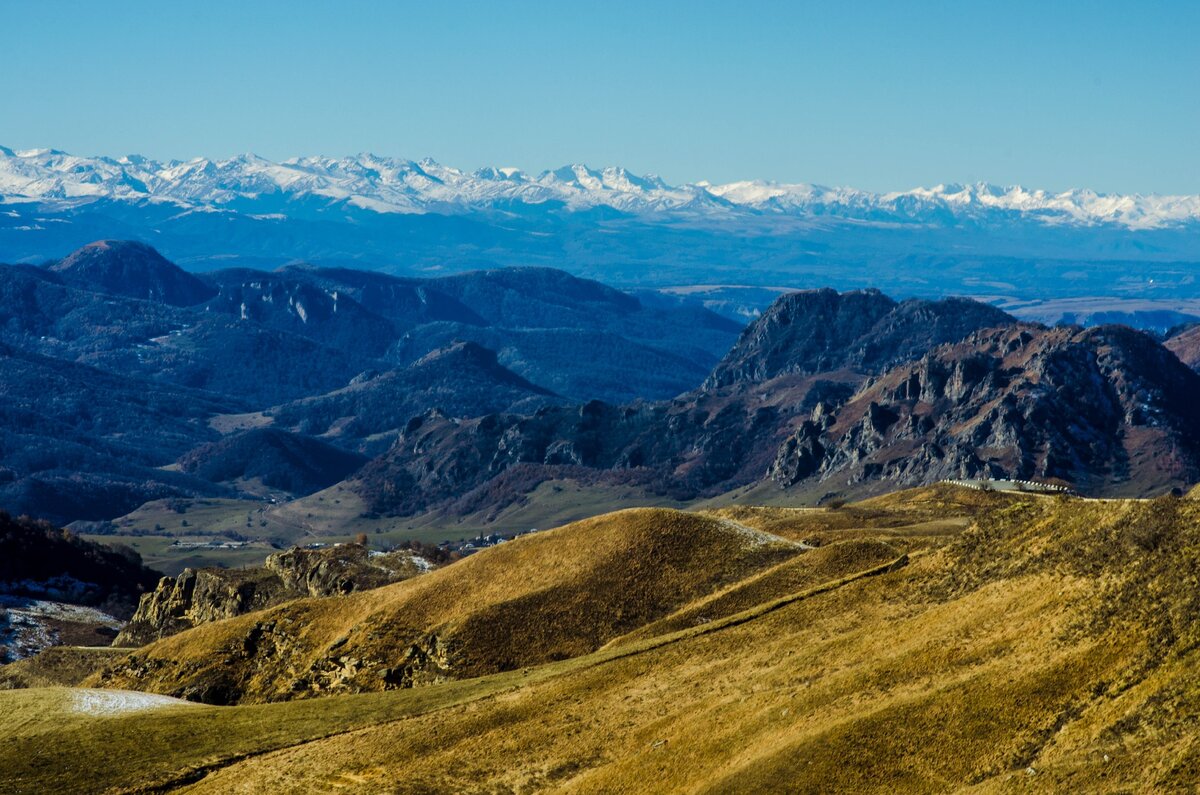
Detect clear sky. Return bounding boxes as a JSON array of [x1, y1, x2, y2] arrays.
[[3, 0, 1197, 194]]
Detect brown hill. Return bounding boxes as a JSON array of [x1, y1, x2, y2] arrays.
[[1165, 322, 1200, 369], [11, 487, 1200, 792], [93, 508, 802, 703]]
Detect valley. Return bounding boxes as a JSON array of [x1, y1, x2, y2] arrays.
[[5, 7, 1196, 791], [3, 240, 1200, 792], [2, 239, 1195, 574]]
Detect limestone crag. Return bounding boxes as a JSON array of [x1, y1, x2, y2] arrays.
[[767, 324, 1200, 494], [115, 545, 427, 647]]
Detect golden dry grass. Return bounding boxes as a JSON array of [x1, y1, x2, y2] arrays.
[[7, 486, 1200, 793], [91, 507, 801, 702], [0, 646, 130, 690]]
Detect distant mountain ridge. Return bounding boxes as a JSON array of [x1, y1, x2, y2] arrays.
[[3, 238, 1200, 527], [0, 241, 739, 521], [5, 149, 1200, 304], [704, 288, 1015, 388], [2, 147, 1197, 229]]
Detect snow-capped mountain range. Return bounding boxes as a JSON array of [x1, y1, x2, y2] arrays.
[[2, 146, 1198, 230]]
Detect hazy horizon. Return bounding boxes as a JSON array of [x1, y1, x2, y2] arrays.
[[4, 1, 1197, 195]]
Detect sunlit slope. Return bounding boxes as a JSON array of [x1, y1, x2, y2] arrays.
[[7, 490, 1200, 792], [0, 646, 128, 689], [177, 494, 1200, 793], [93, 508, 801, 703]]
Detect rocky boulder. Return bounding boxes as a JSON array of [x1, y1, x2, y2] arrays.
[[114, 544, 428, 647]]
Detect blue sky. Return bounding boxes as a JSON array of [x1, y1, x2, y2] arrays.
[[3, 0, 1197, 193]]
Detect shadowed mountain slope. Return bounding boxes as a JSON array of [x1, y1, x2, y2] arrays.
[[5, 242, 741, 408], [47, 240, 216, 306], [177, 429, 369, 497], [200, 268, 404, 358], [268, 341, 564, 451], [428, 266, 743, 373], [386, 323, 712, 404], [0, 513, 160, 614], [0, 342, 237, 521]]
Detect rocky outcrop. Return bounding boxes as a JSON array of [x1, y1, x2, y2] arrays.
[[704, 289, 1015, 389], [767, 324, 1200, 495], [351, 290, 1017, 518], [114, 545, 427, 647]]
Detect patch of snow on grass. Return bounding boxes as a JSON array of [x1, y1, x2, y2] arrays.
[[69, 689, 196, 717], [0, 596, 122, 627], [0, 596, 123, 662], [716, 519, 811, 550]]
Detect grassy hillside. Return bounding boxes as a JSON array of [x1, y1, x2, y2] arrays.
[[7, 487, 1200, 791], [0, 646, 128, 689], [92, 508, 802, 702]]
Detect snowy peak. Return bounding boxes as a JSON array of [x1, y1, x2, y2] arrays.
[[0, 146, 1197, 229]]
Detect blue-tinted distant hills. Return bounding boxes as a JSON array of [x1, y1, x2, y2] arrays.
[[0, 240, 741, 521], [2, 148, 1198, 301]]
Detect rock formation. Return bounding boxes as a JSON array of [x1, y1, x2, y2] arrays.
[[114, 544, 427, 647]]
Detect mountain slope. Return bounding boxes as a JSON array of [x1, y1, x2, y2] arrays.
[[176, 429, 369, 497], [13, 488, 1200, 792], [0, 512, 160, 661], [199, 268, 403, 358], [269, 341, 564, 450], [1, 242, 738, 408], [47, 240, 215, 306], [705, 289, 1016, 388], [0, 514, 159, 612], [770, 324, 1200, 496], [349, 289, 1020, 519], [94, 508, 802, 703], [0, 258, 381, 408], [0, 341, 238, 521], [114, 544, 428, 647], [1165, 323, 1200, 370], [387, 323, 713, 403]]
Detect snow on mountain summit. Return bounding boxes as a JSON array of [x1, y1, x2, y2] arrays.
[[0, 146, 1196, 230]]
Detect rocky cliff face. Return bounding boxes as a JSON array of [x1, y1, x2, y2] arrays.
[[351, 371, 842, 517], [114, 545, 427, 647], [768, 324, 1200, 495], [704, 289, 1014, 389], [352, 289, 1019, 517]]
